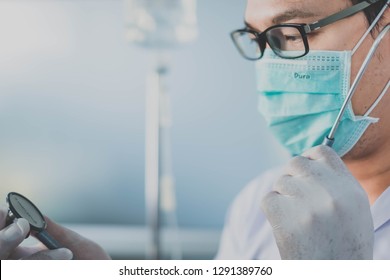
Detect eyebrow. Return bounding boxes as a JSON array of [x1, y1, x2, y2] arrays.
[[245, 9, 319, 31], [272, 9, 319, 25], [244, 21, 258, 30]]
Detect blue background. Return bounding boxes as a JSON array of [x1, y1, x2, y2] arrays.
[[0, 0, 288, 229]]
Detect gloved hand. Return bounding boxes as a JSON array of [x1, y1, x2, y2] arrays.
[[261, 145, 374, 259], [0, 206, 73, 260], [0, 206, 110, 260]]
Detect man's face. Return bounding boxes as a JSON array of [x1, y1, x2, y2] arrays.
[[245, 0, 390, 161]]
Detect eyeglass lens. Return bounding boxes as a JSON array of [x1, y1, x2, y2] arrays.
[[232, 31, 262, 60], [233, 25, 307, 59], [266, 26, 306, 57]]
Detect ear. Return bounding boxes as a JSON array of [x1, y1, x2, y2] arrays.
[[379, 3, 390, 28]]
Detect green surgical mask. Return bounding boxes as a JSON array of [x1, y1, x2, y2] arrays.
[[257, 49, 375, 156], [254, 2, 390, 157], [255, 36, 390, 157]]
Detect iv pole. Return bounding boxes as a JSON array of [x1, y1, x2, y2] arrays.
[[144, 57, 164, 260], [145, 53, 173, 259], [124, 0, 198, 259]]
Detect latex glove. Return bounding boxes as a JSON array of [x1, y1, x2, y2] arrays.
[[0, 206, 110, 260], [0, 206, 73, 260], [261, 145, 374, 259]]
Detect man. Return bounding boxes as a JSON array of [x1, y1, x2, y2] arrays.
[[0, 0, 389, 260], [216, 0, 389, 259]]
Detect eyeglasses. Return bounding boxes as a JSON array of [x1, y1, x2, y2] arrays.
[[231, 0, 383, 60]]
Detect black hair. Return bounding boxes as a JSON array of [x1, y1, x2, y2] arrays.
[[350, 0, 387, 26]]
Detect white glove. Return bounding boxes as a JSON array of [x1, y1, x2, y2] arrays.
[[0, 206, 73, 260], [261, 145, 374, 259]]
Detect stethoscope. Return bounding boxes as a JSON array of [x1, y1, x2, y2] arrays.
[[323, 23, 390, 147], [6, 192, 63, 250]]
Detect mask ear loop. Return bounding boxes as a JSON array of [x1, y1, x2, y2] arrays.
[[352, 1, 389, 55], [323, 22, 390, 147], [359, 2, 390, 117], [363, 80, 390, 117]]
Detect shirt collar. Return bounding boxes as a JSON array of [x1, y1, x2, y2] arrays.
[[371, 186, 390, 231]]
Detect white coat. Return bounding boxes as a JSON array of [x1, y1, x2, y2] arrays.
[[216, 168, 390, 260]]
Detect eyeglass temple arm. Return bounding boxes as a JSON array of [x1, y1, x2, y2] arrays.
[[304, 0, 381, 33]]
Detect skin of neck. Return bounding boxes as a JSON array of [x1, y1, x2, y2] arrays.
[[342, 10, 390, 206], [244, 0, 390, 205], [343, 136, 390, 205]]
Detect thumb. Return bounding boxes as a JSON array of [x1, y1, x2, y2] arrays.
[[22, 248, 73, 260], [0, 218, 30, 259]]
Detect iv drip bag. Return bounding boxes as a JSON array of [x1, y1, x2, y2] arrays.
[[125, 0, 198, 48]]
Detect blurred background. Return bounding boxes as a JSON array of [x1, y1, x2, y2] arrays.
[[0, 0, 288, 259]]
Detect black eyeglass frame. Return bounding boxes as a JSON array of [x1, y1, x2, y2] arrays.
[[231, 0, 383, 60]]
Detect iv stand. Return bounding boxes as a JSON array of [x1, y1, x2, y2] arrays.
[[145, 57, 163, 260], [145, 54, 178, 260], [124, 0, 198, 260]]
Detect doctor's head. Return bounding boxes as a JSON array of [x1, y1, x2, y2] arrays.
[[234, 0, 389, 161]]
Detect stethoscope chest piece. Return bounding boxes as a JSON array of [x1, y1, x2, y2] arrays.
[[6, 192, 47, 232], [6, 192, 62, 250]]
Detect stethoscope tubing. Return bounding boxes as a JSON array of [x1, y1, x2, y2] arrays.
[[324, 24, 390, 146]]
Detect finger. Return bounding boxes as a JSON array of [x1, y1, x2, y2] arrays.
[[8, 243, 47, 260], [284, 155, 313, 176], [302, 144, 339, 162], [0, 218, 30, 259], [43, 216, 87, 250], [22, 248, 73, 260], [261, 191, 290, 229], [261, 192, 307, 260], [44, 217, 109, 259], [273, 175, 304, 197], [0, 206, 9, 229], [302, 145, 336, 160], [302, 145, 346, 171]]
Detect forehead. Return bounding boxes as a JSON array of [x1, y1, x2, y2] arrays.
[[245, 0, 349, 28]]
